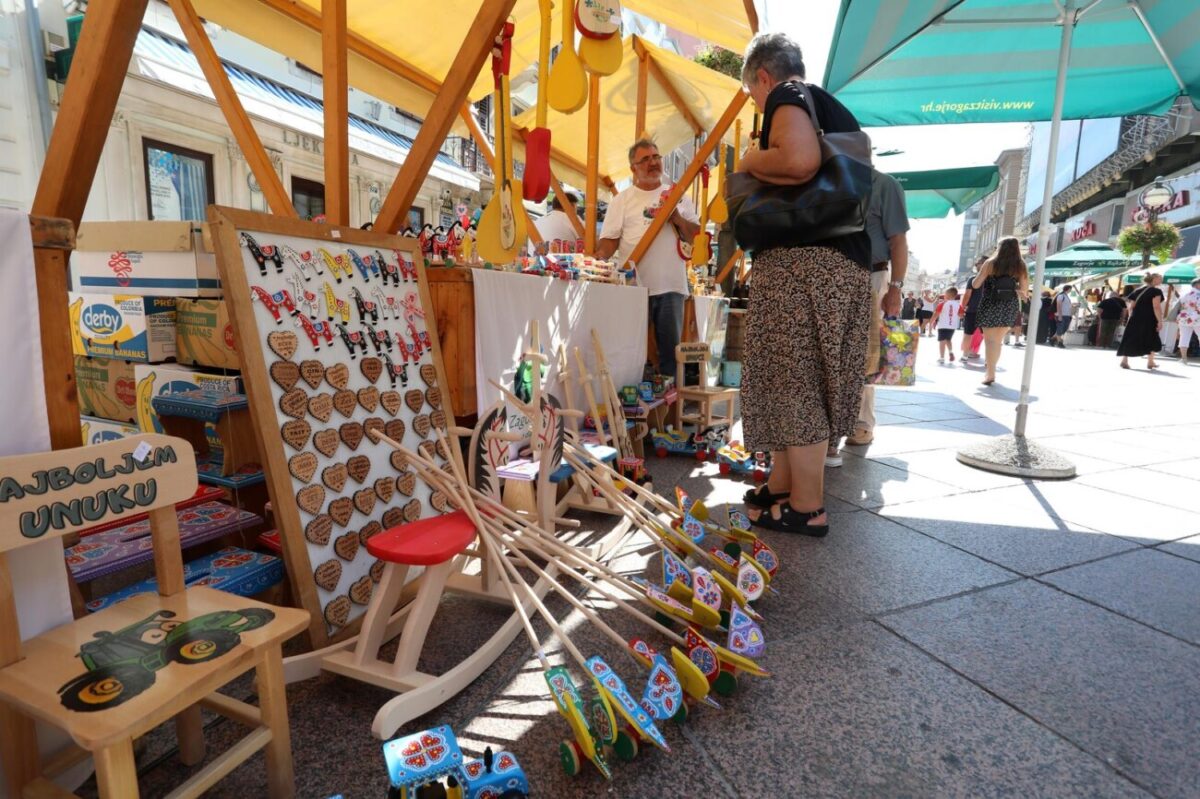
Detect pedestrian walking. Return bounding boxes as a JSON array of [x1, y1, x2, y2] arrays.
[[1119, 273, 1166, 370], [1049, 284, 1075, 348], [918, 290, 937, 336], [901, 292, 917, 320], [935, 287, 961, 363], [972, 237, 1029, 386], [960, 259, 985, 359], [1096, 290, 1126, 348], [1037, 290, 1055, 345], [1177, 278, 1200, 365], [736, 32, 871, 538]]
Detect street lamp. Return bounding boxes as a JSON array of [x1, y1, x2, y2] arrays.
[[1140, 177, 1175, 224]]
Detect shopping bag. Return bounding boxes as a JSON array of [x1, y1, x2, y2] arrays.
[[868, 318, 918, 386]]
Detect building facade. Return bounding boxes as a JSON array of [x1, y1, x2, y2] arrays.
[[957, 203, 981, 279], [974, 148, 1026, 260]]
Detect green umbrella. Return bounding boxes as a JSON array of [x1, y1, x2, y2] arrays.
[[892, 166, 1000, 218], [1122, 256, 1200, 285], [823, 0, 1199, 457], [1039, 241, 1148, 276]]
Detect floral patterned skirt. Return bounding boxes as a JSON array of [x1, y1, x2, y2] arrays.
[[742, 246, 871, 450]]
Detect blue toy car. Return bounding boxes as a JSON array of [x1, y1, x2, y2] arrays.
[[382, 725, 529, 799]]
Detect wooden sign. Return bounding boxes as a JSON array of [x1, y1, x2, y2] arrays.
[[208, 207, 455, 646], [0, 433, 195, 553], [677, 342, 710, 364]]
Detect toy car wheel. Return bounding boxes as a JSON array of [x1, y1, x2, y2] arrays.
[[694, 450, 707, 461], [723, 541, 743, 560], [167, 630, 239, 664], [613, 729, 639, 761], [713, 669, 739, 697], [235, 608, 275, 631], [719, 462, 731, 475], [753, 469, 766, 482], [559, 740, 582, 776], [656, 447, 668, 458], [58, 663, 154, 712]]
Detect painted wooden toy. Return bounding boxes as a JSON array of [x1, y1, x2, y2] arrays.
[[397, 249, 418, 281], [281, 243, 324, 279], [337, 323, 369, 359], [650, 426, 723, 460], [240, 231, 284, 276], [377, 250, 401, 286], [287, 270, 320, 319], [716, 441, 772, 482], [382, 353, 410, 387], [250, 284, 293, 324], [373, 285, 402, 320], [382, 724, 530, 799], [365, 323, 394, 355], [320, 281, 352, 325], [347, 247, 380, 282], [319, 246, 354, 283], [295, 313, 335, 350], [619, 385, 639, 405], [351, 286, 380, 323], [459, 747, 530, 799]]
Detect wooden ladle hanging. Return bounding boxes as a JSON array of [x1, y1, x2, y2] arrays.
[[523, 0, 554, 201], [477, 21, 526, 264]]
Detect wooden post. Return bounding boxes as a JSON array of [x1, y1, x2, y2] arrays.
[[585, 74, 601, 255], [30, 0, 148, 451], [623, 91, 747, 270], [0, 554, 39, 795], [322, 0, 349, 225], [632, 39, 701, 137], [744, 0, 760, 33], [635, 45, 649, 139], [715, 247, 744, 285], [549, 172, 586, 240], [375, 0, 519, 232], [169, 0, 296, 217], [457, 106, 542, 247]]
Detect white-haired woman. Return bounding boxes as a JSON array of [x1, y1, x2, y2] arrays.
[[737, 32, 872, 537]]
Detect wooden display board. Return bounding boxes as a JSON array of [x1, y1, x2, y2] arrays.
[[209, 207, 454, 647]]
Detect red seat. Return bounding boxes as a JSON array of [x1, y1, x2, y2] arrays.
[[367, 509, 478, 566]]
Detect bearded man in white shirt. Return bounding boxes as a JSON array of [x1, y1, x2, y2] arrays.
[[595, 139, 700, 377]]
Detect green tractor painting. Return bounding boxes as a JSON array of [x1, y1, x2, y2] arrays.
[[58, 608, 274, 713]]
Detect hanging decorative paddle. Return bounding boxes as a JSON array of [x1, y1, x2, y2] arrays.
[[576, 0, 622, 76], [477, 21, 526, 265], [547, 0, 588, 113], [524, 0, 554, 201]]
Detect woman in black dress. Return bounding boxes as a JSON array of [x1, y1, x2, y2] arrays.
[[1119, 272, 1165, 370], [972, 237, 1029, 386]]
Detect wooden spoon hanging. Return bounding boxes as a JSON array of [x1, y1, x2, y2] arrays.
[[477, 22, 526, 264], [547, 0, 588, 113], [523, 0, 554, 201]]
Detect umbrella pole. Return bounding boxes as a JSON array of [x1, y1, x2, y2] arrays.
[[957, 0, 1079, 479]]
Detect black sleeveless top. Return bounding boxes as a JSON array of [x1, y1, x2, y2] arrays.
[[759, 81, 871, 270]]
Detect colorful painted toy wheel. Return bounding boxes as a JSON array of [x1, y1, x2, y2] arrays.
[[559, 740, 582, 776], [719, 462, 731, 475], [694, 449, 707, 461], [613, 729, 639, 761], [168, 630, 239, 664], [656, 447, 668, 458], [59, 664, 154, 712], [753, 469, 767, 482], [713, 669, 739, 697], [723, 541, 743, 560], [654, 611, 673, 626]]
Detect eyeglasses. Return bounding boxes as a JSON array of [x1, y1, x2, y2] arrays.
[[631, 154, 662, 167]]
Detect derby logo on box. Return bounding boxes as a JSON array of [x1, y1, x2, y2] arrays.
[[82, 303, 123, 337]]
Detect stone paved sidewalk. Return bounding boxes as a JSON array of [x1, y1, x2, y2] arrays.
[[111, 340, 1200, 798]]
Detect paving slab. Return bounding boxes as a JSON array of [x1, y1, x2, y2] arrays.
[[872, 447, 1039, 492], [845, 421, 996, 457], [882, 580, 1200, 799], [1157, 535, 1200, 563], [880, 485, 1139, 576], [1039, 433, 1189, 468], [1022, 479, 1200, 543], [883, 402, 986, 423], [758, 510, 1014, 615], [686, 621, 1151, 799], [1076, 466, 1200, 511], [1041, 548, 1200, 644], [1146, 457, 1200, 482], [822, 454, 965, 509]]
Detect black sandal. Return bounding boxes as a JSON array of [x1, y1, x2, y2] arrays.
[[758, 505, 829, 537], [743, 484, 788, 510]]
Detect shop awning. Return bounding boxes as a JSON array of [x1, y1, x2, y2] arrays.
[[512, 35, 753, 187], [193, 1, 756, 130], [1035, 241, 1147, 276], [1122, 255, 1200, 285], [891, 166, 999, 219]]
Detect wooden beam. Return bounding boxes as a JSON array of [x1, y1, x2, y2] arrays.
[[456, 106, 542, 247], [635, 47, 649, 139], [585, 74, 601, 255], [168, 0, 296, 217], [744, 0, 760, 33], [715, 246, 744, 284], [30, 0, 148, 452], [29, 216, 74, 250], [632, 38, 702, 137], [549, 172, 586, 240], [322, 0, 349, 225], [623, 91, 747, 270], [375, 0, 519, 233]]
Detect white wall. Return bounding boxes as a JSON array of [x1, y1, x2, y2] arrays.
[[0, 2, 47, 210]]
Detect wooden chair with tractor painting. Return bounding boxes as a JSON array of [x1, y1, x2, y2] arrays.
[[0, 434, 308, 799]]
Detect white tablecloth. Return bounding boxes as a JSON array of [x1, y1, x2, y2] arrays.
[[473, 270, 647, 414]]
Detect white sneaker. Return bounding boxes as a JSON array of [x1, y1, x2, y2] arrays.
[[825, 451, 843, 468]]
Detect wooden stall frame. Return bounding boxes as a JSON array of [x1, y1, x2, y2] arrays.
[[206, 206, 455, 648]]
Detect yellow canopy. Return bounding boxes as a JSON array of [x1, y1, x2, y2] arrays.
[[624, 0, 755, 55], [513, 36, 752, 186]]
